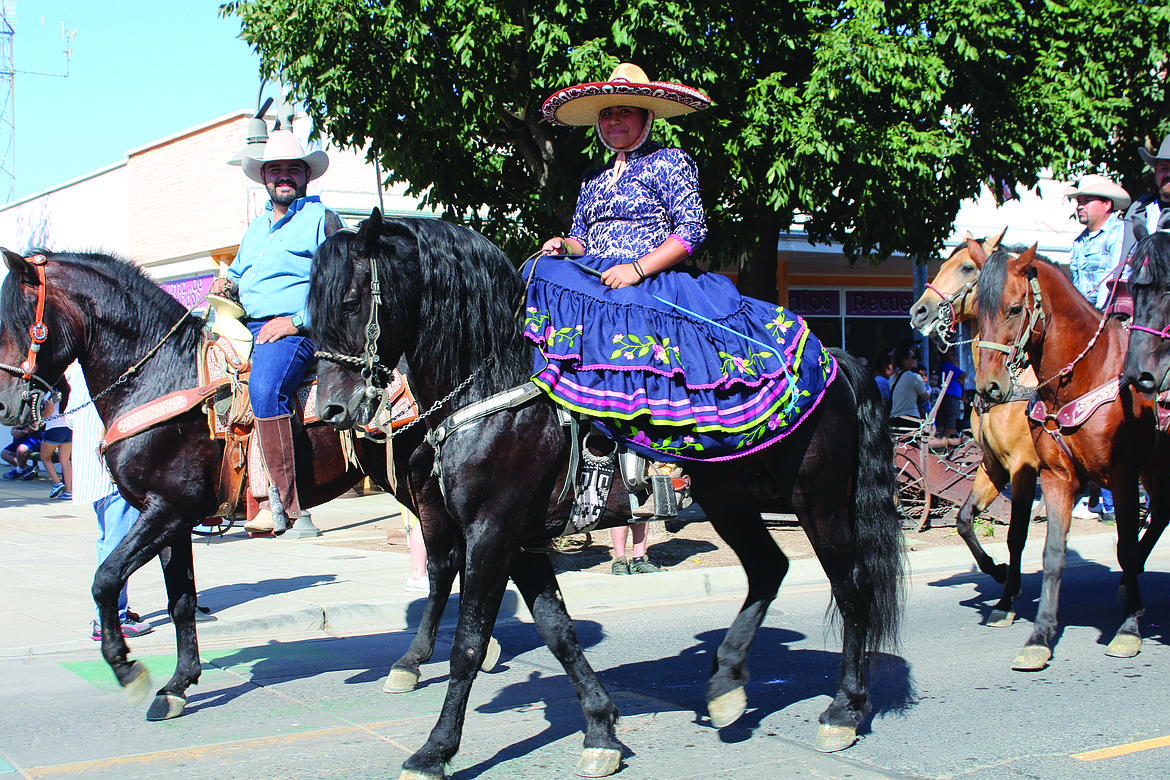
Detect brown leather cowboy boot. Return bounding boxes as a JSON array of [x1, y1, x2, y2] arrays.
[[252, 413, 302, 534]]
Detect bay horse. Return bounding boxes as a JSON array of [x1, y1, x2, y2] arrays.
[[1124, 232, 1170, 396], [973, 245, 1170, 670], [909, 235, 1043, 627], [0, 247, 482, 719], [308, 211, 905, 778]]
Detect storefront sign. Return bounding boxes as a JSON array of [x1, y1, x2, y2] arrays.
[[787, 289, 840, 316], [845, 290, 913, 317], [161, 275, 215, 309]]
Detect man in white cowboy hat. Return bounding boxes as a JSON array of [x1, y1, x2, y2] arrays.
[[211, 129, 342, 534], [1064, 173, 1131, 310], [1064, 172, 1130, 524], [1120, 136, 1170, 261]]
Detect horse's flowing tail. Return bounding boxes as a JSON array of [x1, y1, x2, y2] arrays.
[[829, 349, 905, 653]]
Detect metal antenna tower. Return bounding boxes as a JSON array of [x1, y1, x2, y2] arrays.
[[0, 2, 73, 203]]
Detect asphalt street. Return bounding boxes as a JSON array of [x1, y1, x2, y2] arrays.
[[2, 474, 1169, 779]]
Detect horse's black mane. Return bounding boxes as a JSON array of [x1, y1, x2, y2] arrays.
[[310, 218, 528, 396], [0, 248, 200, 364], [974, 247, 1011, 315], [1128, 232, 1170, 287], [974, 247, 1063, 315]]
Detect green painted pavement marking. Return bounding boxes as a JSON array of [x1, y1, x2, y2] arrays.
[[0, 756, 14, 773], [60, 643, 365, 691]]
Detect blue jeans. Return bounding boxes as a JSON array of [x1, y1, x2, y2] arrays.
[[246, 320, 317, 418], [95, 491, 140, 623]]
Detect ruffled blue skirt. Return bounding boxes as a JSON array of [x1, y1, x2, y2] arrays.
[[522, 254, 837, 461]]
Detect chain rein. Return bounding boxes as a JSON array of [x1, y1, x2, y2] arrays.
[[312, 247, 491, 439]]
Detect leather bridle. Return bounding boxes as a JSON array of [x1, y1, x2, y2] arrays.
[[975, 272, 1045, 399], [0, 254, 57, 424], [924, 276, 977, 349]]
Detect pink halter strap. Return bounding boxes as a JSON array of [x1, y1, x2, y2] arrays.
[[1129, 322, 1170, 340]]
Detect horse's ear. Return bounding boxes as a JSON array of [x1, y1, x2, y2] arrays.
[[965, 238, 987, 264], [357, 209, 384, 255], [984, 227, 1008, 254], [1014, 243, 1038, 274], [1, 247, 36, 284]]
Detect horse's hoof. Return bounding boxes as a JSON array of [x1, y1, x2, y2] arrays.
[[708, 686, 747, 728], [400, 771, 443, 780], [122, 661, 154, 705], [986, 609, 1016, 627], [1105, 633, 1142, 658], [145, 693, 187, 721], [1012, 645, 1052, 671], [481, 636, 501, 672], [383, 668, 420, 694], [814, 724, 858, 753], [575, 747, 621, 777]]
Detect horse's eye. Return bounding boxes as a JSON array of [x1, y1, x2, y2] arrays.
[[1008, 304, 1023, 317], [342, 300, 361, 315]]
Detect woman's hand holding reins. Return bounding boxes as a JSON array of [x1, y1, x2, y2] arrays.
[[600, 263, 644, 290]]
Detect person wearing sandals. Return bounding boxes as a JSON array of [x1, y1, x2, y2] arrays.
[[529, 64, 834, 575]]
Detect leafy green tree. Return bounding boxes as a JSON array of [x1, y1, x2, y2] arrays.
[[222, 0, 1168, 301]]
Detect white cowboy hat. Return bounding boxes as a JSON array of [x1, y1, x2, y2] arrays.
[[541, 63, 712, 127], [1138, 136, 1170, 167], [1064, 174, 1131, 210], [242, 129, 330, 183]]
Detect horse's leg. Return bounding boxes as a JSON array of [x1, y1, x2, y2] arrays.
[[955, 462, 1009, 583], [508, 551, 621, 777], [1135, 472, 1170, 566], [92, 501, 193, 706], [385, 523, 463, 693], [145, 537, 201, 720], [987, 465, 1038, 627], [1104, 475, 1146, 658], [697, 483, 787, 732], [1012, 472, 1074, 671], [400, 523, 516, 780]]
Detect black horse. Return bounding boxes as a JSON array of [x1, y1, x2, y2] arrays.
[[0, 247, 485, 718], [1125, 232, 1170, 395], [309, 212, 906, 778]]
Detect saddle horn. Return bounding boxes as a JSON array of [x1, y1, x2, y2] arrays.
[[205, 293, 253, 363]]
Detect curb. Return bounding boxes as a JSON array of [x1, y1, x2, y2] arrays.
[[188, 531, 1134, 642]]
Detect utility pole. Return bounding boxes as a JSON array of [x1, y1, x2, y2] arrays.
[[0, 2, 73, 203]]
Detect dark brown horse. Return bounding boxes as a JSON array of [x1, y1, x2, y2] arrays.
[[910, 236, 1042, 627], [973, 245, 1169, 670], [0, 247, 475, 719], [308, 212, 905, 778]]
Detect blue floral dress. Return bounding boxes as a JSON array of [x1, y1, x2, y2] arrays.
[[524, 142, 836, 462]]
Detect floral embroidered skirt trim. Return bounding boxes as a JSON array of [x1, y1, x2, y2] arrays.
[[522, 255, 837, 461]]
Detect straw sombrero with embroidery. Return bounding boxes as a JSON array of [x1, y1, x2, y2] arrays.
[[542, 63, 712, 127]]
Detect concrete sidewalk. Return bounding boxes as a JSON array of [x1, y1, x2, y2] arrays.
[[0, 473, 1130, 661]]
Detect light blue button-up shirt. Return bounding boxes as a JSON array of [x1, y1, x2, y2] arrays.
[[1069, 212, 1125, 309], [228, 196, 332, 325]]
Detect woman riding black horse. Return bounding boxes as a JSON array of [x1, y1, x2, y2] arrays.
[[310, 209, 905, 777]]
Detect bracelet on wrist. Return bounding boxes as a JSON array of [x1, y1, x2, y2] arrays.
[[632, 260, 646, 281]]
